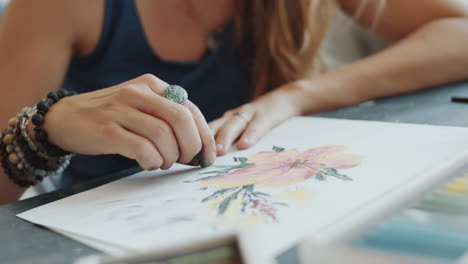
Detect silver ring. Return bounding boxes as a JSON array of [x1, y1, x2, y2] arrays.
[[163, 85, 188, 104], [234, 111, 250, 124]]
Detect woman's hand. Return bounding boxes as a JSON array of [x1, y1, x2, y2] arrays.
[[42, 74, 216, 170], [209, 82, 305, 156]]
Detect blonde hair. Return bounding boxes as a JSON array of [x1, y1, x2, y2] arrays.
[[233, 0, 385, 98]]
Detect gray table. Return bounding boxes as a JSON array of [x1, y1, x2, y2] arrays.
[[2, 81, 468, 264]]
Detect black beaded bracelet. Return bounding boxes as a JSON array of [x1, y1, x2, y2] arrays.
[[0, 91, 76, 187], [31, 90, 76, 157]]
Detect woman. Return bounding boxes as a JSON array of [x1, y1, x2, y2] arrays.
[[0, 0, 467, 205]]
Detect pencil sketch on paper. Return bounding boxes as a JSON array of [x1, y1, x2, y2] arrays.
[[187, 145, 361, 223]]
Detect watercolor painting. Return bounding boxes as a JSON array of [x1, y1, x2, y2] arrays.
[[187, 145, 361, 223], [19, 117, 468, 260]]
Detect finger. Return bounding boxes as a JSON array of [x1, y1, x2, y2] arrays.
[[183, 101, 216, 166], [215, 114, 250, 156], [208, 116, 229, 136], [184, 101, 216, 166], [236, 114, 270, 150], [118, 77, 201, 163], [136, 94, 202, 164], [135, 74, 169, 95], [100, 123, 163, 170], [112, 74, 168, 96], [120, 87, 202, 164], [116, 107, 179, 170], [154, 101, 201, 164]]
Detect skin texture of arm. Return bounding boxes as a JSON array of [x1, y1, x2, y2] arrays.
[[293, 0, 468, 115], [0, 0, 216, 204], [0, 0, 91, 204]]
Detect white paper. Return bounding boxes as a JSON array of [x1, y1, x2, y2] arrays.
[[17, 117, 468, 263], [50, 228, 134, 256]]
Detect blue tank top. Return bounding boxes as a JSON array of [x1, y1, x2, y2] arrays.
[[57, 0, 252, 187]]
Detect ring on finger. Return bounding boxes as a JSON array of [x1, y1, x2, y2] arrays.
[[163, 85, 188, 104], [234, 111, 250, 125]]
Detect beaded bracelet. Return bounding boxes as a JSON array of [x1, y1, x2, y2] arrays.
[[19, 109, 55, 160], [0, 90, 75, 187], [1, 109, 42, 186], [15, 114, 66, 171], [32, 90, 76, 157]]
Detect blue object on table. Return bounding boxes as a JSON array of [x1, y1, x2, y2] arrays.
[[352, 174, 468, 261], [0, 0, 8, 17], [354, 217, 468, 260]]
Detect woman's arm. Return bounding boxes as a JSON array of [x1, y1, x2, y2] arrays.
[[293, 0, 468, 115], [0, 1, 217, 205], [0, 0, 82, 204], [211, 0, 468, 154]]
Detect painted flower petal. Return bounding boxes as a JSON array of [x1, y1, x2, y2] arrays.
[[247, 149, 300, 165], [313, 152, 362, 169], [299, 145, 347, 160], [257, 165, 318, 188], [200, 164, 285, 188], [200, 146, 360, 189]]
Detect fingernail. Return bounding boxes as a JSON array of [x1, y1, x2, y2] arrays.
[[242, 138, 249, 144], [217, 144, 224, 151], [201, 150, 216, 168]]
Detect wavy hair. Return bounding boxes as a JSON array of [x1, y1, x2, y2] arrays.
[[233, 0, 385, 98]]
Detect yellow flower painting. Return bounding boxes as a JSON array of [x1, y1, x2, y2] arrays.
[[189, 146, 361, 222]]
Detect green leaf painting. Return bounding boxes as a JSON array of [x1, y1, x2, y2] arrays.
[[191, 146, 361, 222]]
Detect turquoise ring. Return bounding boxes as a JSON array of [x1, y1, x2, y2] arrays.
[[163, 85, 188, 104]]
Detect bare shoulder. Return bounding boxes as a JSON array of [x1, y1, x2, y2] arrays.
[[337, 0, 468, 41], [0, 0, 105, 124], [1, 0, 104, 56]]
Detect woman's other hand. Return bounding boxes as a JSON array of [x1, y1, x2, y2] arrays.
[[43, 74, 216, 170], [210, 82, 305, 156]]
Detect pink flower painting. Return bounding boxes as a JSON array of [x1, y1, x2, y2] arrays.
[[189, 146, 361, 222], [202, 145, 360, 188]]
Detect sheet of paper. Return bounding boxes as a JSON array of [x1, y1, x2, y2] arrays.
[[50, 228, 134, 256], [17, 117, 468, 264]]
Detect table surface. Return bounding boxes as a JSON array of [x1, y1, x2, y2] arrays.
[[2, 81, 468, 264]]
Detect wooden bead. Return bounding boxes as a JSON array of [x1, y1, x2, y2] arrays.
[[2, 134, 13, 145], [8, 117, 19, 127], [6, 145, 13, 153], [9, 153, 19, 164]]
